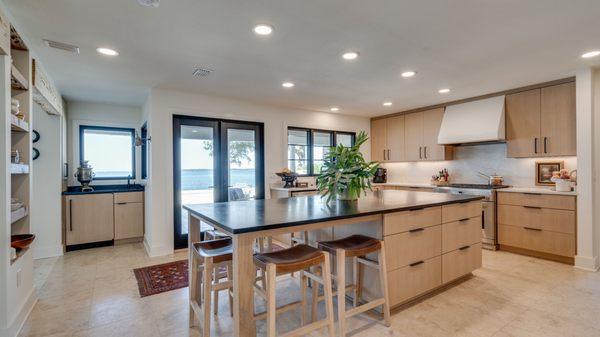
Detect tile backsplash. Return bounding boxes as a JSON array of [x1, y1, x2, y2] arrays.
[[383, 143, 577, 187]]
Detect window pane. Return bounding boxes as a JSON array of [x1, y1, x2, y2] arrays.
[[288, 129, 309, 145], [313, 160, 325, 174], [313, 146, 330, 161], [82, 127, 133, 178], [337, 133, 353, 147], [288, 145, 308, 160], [313, 131, 332, 146], [228, 128, 256, 201], [288, 159, 308, 175]]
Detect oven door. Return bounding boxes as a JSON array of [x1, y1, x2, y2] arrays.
[[481, 200, 497, 250]]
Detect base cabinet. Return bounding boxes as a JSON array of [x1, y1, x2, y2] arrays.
[[65, 194, 114, 246], [115, 202, 144, 240], [388, 256, 441, 305]]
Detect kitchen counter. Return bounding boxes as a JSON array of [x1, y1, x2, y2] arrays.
[[372, 182, 435, 189], [270, 186, 317, 192], [62, 184, 145, 195], [499, 186, 577, 196]]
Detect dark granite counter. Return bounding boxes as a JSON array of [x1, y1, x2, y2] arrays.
[[62, 184, 145, 195], [184, 190, 484, 234]]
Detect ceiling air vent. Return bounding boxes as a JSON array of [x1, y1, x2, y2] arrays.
[[43, 39, 80, 54], [192, 67, 212, 77]]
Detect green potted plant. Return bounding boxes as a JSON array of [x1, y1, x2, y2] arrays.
[[316, 131, 380, 202]]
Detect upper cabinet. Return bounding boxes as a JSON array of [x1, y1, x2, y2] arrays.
[[370, 108, 452, 163], [506, 82, 575, 158]]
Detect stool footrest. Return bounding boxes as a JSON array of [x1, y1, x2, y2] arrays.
[[279, 318, 331, 337], [345, 298, 385, 319], [253, 300, 303, 321]]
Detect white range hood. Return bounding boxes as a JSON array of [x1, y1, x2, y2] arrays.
[[437, 95, 506, 145]]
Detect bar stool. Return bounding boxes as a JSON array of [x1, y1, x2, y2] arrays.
[[253, 244, 336, 337], [189, 238, 234, 337], [317, 235, 391, 337]]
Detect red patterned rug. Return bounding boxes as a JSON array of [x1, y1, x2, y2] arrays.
[[133, 243, 285, 297]]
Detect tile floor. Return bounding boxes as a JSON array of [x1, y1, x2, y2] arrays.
[[19, 243, 600, 337]]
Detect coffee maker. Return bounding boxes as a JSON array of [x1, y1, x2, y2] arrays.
[[373, 167, 387, 183]]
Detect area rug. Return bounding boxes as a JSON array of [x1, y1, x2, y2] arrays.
[[134, 243, 285, 297]]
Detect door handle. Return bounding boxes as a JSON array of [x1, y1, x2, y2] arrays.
[[543, 137, 548, 154], [534, 138, 538, 154], [423, 146, 427, 159], [116, 202, 127, 205], [69, 199, 73, 231], [458, 217, 470, 222], [387, 149, 390, 160]]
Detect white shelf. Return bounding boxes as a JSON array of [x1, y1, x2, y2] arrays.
[[10, 115, 29, 132], [10, 206, 27, 224], [10, 64, 28, 90], [10, 163, 29, 174]]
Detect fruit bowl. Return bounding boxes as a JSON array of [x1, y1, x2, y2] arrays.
[[11, 234, 35, 250]]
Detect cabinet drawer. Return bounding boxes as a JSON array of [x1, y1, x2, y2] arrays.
[[442, 243, 482, 283], [497, 192, 575, 210], [383, 206, 441, 236], [442, 216, 481, 254], [498, 225, 575, 257], [114, 192, 143, 204], [498, 205, 575, 234], [385, 225, 441, 270], [442, 201, 482, 223], [114, 202, 144, 240], [388, 256, 441, 306]]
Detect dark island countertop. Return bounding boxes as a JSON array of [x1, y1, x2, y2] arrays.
[[62, 184, 145, 195], [184, 190, 484, 234]]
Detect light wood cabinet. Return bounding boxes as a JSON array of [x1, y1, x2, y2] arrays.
[[442, 243, 482, 283], [0, 8, 9, 56], [370, 119, 387, 162], [506, 82, 576, 158], [404, 112, 423, 161], [388, 256, 441, 305], [442, 216, 481, 254], [65, 194, 114, 246], [386, 116, 405, 161], [383, 206, 441, 236], [404, 108, 453, 161], [385, 225, 441, 270], [114, 192, 144, 240]]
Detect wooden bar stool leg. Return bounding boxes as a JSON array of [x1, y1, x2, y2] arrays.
[[213, 267, 219, 315], [336, 248, 347, 337], [227, 263, 234, 317], [266, 263, 277, 337], [378, 242, 391, 327], [311, 266, 320, 322], [189, 253, 198, 327], [321, 252, 336, 337], [352, 256, 359, 307], [300, 271, 307, 326], [202, 257, 213, 337]]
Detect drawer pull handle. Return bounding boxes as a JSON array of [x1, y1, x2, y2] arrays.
[[116, 202, 127, 205], [524, 226, 542, 231], [459, 245, 470, 251], [409, 260, 424, 267], [523, 193, 542, 196], [409, 227, 425, 233], [458, 218, 470, 222], [409, 207, 425, 212], [523, 206, 542, 209], [458, 200, 472, 204]]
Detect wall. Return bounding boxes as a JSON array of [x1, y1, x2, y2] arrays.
[[30, 103, 63, 259], [66, 101, 143, 186], [143, 88, 371, 256], [383, 143, 577, 187]]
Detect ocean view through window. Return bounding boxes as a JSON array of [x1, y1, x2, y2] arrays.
[[79, 125, 135, 179]]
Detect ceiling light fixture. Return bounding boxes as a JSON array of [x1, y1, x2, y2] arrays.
[[401, 71, 416, 78], [383, 102, 393, 106], [438, 88, 451, 94], [330, 107, 340, 112], [96, 47, 119, 56], [253, 24, 273, 36], [581, 50, 600, 59], [282, 82, 295, 88], [342, 51, 359, 60]]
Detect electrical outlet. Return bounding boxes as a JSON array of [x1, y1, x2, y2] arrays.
[[16, 269, 21, 288]]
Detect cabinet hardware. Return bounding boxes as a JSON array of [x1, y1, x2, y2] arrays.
[[534, 138, 538, 154], [523, 193, 542, 196], [409, 207, 425, 212], [423, 146, 427, 159], [419, 146, 422, 159], [409, 227, 425, 233], [543, 137, 548, 154], [116, 202, 127, 205], [459, 245, 470, 251], [387, 149, 390, 160], [69, 199, 73, 231], [458, 218, 470, 222], [524, 226, 542, 231], [409, 260, 424, 267], [523, 205, 542, 209]]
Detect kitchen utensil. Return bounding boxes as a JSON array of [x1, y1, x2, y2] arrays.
[[74, 160, 95, 192], [478, 172, 504, 186], [11, 234, 35, 250]]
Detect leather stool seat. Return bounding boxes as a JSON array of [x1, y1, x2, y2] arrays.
[[318, 234, 381, 257]]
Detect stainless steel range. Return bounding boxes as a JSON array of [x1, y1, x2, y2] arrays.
[[434, 183, 510, 250]]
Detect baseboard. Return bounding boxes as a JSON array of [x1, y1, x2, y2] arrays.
[[3, 287, 37, 337], [575, 254, 600, 271], [143, 239, 173, 257], [33, 245, 63, 260]]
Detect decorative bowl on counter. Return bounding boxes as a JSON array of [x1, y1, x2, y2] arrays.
[[11, 234, 35, 250]]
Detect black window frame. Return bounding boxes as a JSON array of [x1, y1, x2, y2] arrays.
[[79, 125, 136, 180], [141, 122, 148, 179], [287, 127, 356, 176]]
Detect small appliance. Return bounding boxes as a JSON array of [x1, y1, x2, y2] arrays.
[[373, 168, 387, 183], [74, 160, 95, 192]]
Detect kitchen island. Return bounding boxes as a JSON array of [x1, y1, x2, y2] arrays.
[[185, 190, 484, 337]]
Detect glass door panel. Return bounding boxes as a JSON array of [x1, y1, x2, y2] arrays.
[[227, 128, 257, 201]]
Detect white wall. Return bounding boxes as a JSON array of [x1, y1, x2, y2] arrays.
[[383, 143, 577, 188], [30, 104, 63, 259], [143, 88, 371, 256], [66, 101, 143, 186]]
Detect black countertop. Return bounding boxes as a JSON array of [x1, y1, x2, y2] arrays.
[[62, 184, 145, 195], [184, 190, 484, 234]]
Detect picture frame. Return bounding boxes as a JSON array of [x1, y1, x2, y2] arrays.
[[535, 161, 563, 186]]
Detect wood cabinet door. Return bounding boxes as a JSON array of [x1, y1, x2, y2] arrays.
[[114, 202, 144, 240], [386, 115, 405, 161], [541, 82, 576, 156], [65, 194, 114, 245], [506, 89, 541, 158], [404, 112, 424, 161], [370, 119, 387, 162], [422, 108, 451, 161]]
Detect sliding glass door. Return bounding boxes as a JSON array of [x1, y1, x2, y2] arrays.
[[173, 116, 264, 249]]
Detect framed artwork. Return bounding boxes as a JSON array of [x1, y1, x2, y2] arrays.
[[536, 161, 563, 186]]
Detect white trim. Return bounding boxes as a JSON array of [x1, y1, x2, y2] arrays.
[[33, 245, 63, 260], [143, 238, 173, 257], [575, 255, 600, 271], [4, 287, 36, 337]]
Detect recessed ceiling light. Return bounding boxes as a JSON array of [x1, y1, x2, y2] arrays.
[[401, 71, 416, 78], [330, 107, 340, 112], [342, 51, 359, 60], [438, 88, 451, 94], [581, 50, 600, 59], [96, 47, 118, 56], [253, 24, 273, 36], [282, 82, 295, 88], [383, 101, 393, 106]]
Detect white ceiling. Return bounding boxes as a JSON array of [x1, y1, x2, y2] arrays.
[[6, 0, 600, 116]]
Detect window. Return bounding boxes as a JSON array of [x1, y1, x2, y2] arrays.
[[141, 122, 148, 179], [287, 127, 355, 176], [80, 125, 135, 180]]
